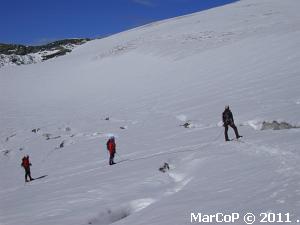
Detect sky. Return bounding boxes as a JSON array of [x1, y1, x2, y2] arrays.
[[0, 0, 238, 45]]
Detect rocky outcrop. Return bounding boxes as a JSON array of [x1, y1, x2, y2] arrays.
[[0, 38, 90, 67]]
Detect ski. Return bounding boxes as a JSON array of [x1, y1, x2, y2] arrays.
[[227, 136, 244, 142], [26, 175, 48, 183]]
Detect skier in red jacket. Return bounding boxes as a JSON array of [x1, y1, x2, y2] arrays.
[[106, 137, 116, 165], [21, 155, 34, 182]]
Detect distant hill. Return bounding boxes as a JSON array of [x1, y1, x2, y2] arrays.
[[0, 38, 90, 67]]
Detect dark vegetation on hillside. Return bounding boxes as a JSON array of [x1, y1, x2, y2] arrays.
[[0, 38, 90, 60]]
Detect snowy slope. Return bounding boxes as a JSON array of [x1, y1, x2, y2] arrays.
[[1, 0, 300, 225]]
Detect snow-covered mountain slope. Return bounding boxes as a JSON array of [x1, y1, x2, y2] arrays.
[[0, 39, 90, 68], [1, 0, 300, 225]]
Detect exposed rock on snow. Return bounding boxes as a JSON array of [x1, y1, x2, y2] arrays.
[[261, 120, 300, 130], [159, 162, 170, 173], [180, 122, 192, 128], [243, 120, 300, 130], [31, 128, 40, 133], [59, 141, 65, 148], [2, 149, 11, 156], [0, 38, 90, 67], [65, 127, 71, 132]]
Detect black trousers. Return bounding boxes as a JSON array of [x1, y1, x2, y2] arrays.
[[224, 123, 240, 141], [109, 152, 115, 165], [24, 168, 33, 182]]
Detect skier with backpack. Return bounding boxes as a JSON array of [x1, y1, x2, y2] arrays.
[[222, 105, 242, 141], [21, 155, 34, 182], [106, 136, 116, 165]]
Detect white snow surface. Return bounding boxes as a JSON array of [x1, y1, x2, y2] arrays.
[[1, 0, 300, 224]]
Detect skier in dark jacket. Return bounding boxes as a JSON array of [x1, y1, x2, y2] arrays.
[[222, 105, 242, 141], [106, 137, 116, 165], [21, 155, 34, 182]]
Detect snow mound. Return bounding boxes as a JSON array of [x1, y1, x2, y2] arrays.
[[87, 198, 155, 225], [87, 207, 130, 225]]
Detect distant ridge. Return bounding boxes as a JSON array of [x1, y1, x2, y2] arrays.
[[0, 38, 90, 67]]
